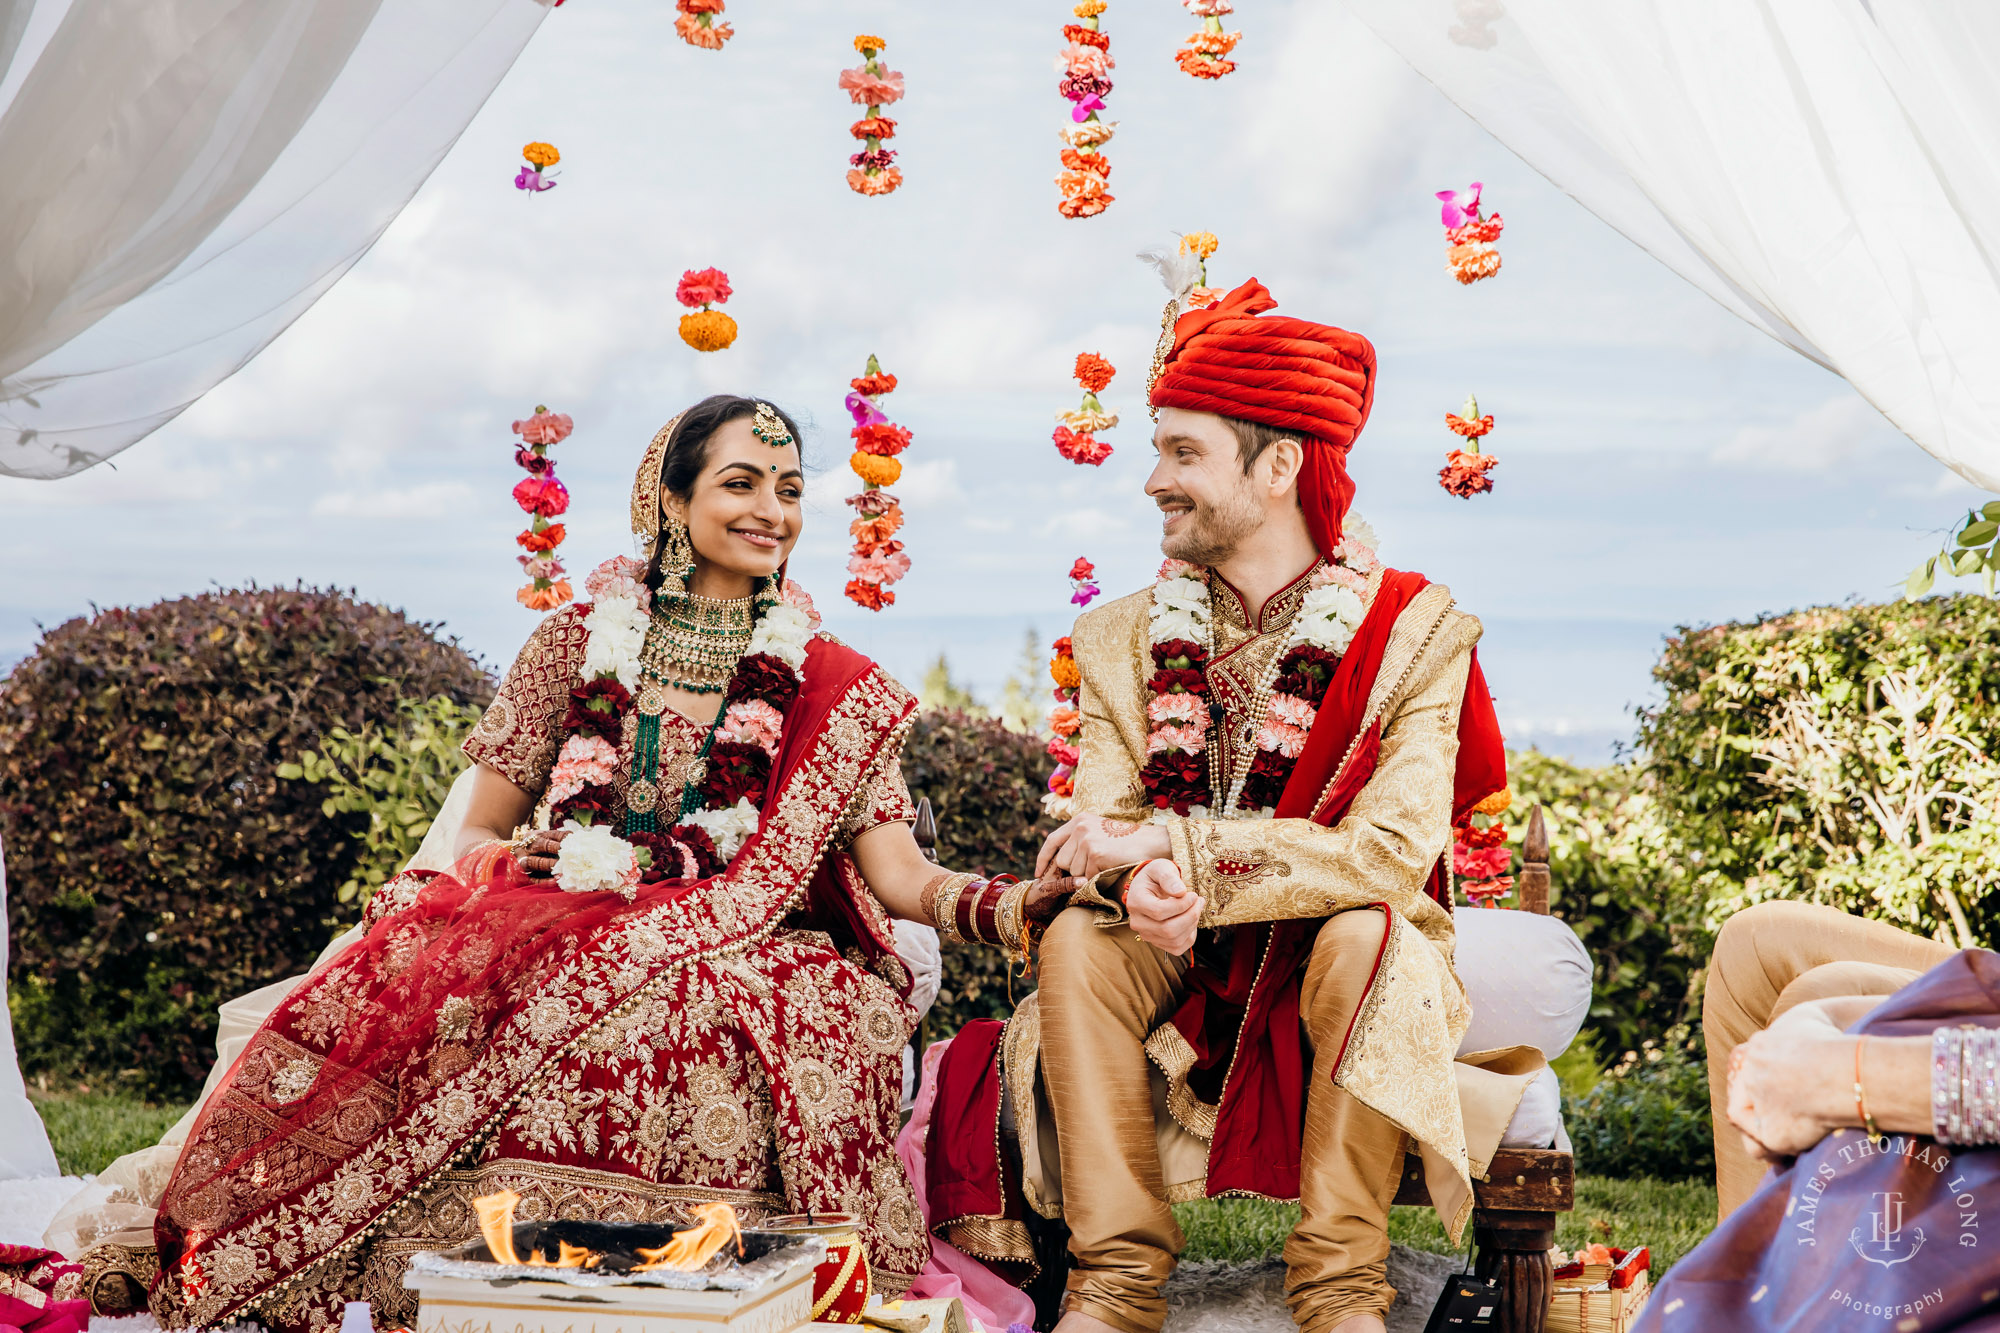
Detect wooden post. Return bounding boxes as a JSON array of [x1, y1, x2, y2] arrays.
[[1474, 1210, 1557, 1333], [1517, 804, 1550, 916], [913, 798, 940, 864]]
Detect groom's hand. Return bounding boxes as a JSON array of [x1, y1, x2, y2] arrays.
[[1036, 813, 1172, 883], [1126, 859, 1203, 956]]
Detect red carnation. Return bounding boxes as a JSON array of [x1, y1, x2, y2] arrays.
[[698, 741, 769, 807], [1063, 24, 1110, 48], [514, 447, 553, 475], [1059, 74, 1113, 101], [1052, 426, 1112, 465], [1239, 750, 1292, 811], [845, 579, 894, 611], [513, 474, 570, 518], [551, 781, 617, 828], [564, 678, 632, 742], [725, 652, 800, 710], [667, 823, 725, 877], [1438, 449, 1499, 498], [1454, 844, 1513, 880], [1140, 751, 1209, 815], [852, 421, 913, 456], [1148, 667, 1208, 696], [626, 829, 684, 883], [517, 524, 566, 553], [1053, 635, 1073, 655], [1151, 639, 1209, 669], [1273, 644, 1341, 704], [676, 266, 732, 309]]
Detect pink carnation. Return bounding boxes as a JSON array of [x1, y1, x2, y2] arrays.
[[1157, 558, 1201, 580], [518, 553, 566, 581], [1319, 563, 1369, 595], [1454, 844, 1512, 880], [1267, 693, 1316, 731], [547, 734, 619, 804], [848, 548, 912, 584], [675, 267, 733, 308], [585, 556, 648, 603], [781, 578, 822, 631], [512, 411, 574, 447], [839, 66, 906, 106], [1147, 722, 1208, 756], [721, 698, 785, 757], [1057, 43, 1115, 79], [1256, 720, 1309, 759], [1148, 692, 1207, 726], [1046, 737, 1080, 767], [513, 473, 570, 518]]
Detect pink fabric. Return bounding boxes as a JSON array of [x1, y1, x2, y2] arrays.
[[0, 1245, 88, 1333], [897, 1040, 1037, 1332]]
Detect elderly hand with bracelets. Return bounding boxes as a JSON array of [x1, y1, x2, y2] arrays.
[[1727, 996, 2000, 1159]]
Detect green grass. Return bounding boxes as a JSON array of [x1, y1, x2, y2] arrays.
[[1177, 1176, 1717, 1272], [32, 1091, 190, 1176]]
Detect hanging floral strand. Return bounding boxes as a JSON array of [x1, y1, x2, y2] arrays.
[[844, 355, 913, 610], [516, 142, 559, 193], [676, 267, 737, 352], [674, 0, 732, 50], [1057, 2, 1115, 218], [1453, 790, 1514, 906], [842, 35, 905, 196], [1069, 557, 1101, 607], [511, 406, 575, 611], [1437, 181, 1503, 283], [1043, 635, 1081, 819], [1053, 352, 1117, 465], [1175, 0, 1241, 79], [1438, 393, 1499, 498], [1182, 231, 1222, 307]]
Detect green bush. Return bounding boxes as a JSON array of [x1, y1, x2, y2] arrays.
[[1568, 1026, 1713, 1181], [1639, 594, 2000, 946], [1, 587, 490, 1097], [898, 708, 1054, 1031], [1506, 751, 1709, 1055], [278, 695, 484, 906]]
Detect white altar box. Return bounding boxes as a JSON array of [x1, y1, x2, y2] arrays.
[[404, 1262, 816, 1333]]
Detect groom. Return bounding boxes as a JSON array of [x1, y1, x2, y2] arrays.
[[1032, 278, 1506, 1333]]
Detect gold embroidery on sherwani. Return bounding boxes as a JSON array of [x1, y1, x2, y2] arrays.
[[1047, 578, 1486, 1244], [1206, 563, 1318, 799]]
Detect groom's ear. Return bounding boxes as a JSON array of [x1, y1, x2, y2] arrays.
[[1259, 435, 1307, 497]]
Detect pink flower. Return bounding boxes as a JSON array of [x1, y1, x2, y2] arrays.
[[547, 734, 618, 804], [1186, 0, 1235, 13], [514, 166, 556, 193], [1069, 556, 1096, 581], [1147, 722, 1208, 755], [1268, 692, 1316, 731], [846, 390, 888, 426], [676, 267, 733, 308], [585, 556, 648, 603], [781, 578, 822, 630], [1256, 720, 1309, 758], [1320, 564, 1369, 595], [1437, 182, 1483, 229], [1156, 558, 1201, 580], [1070, 581, 1101, 607], [513, 411, 574, 446], [1454, 844, 1512, 880], [1148, 693, 1207, 726], [848, 548, 912, 584], [839, 66, 906, 106], [513, 474, 570, 517], [1046, 737, 1080, 767], [721, 698, 785, 756], [1046, 763, 1074, 793], [1057, 43, 1115, 79], [518, 553, 566, 581]]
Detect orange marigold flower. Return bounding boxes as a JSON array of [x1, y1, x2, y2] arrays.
[[1050, 653, 1082, 690], [850, 116, 898, 141], [1438, 449, 1499, 498], [516, 579, 573, 611], [1074, 352, 1115, 393], [1175, 49, 1236, 78], [853, 33, 886, 53], [1445, 412, 1495, 439], [1060, 148, 1111, 179], [1063, 24, 1111, 49], [674, 12, 733, 47], [678, 310, 738, 353], [847, 166, 904, 196], [1472, 788, 1512, 816], [850, 452, 903, 487], [851, 372, 898, 396], [521, 141, 559, 168], [1179, 231, 1219, 259], [1073, 0, 1107, 15]]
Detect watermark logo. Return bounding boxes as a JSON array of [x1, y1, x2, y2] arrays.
[[1787, 1134, 1979, 1325], [1850, 1190, 1925, 1267]]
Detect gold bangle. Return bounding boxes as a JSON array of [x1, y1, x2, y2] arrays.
[[996, 878, 1032, 952], [929, 872, 976, 943], [1856, 1036, 1883, 1145]]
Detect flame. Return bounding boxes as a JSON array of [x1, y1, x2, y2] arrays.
[[472, 1190, 602, 1269], [633, 1202, 744, 1272]]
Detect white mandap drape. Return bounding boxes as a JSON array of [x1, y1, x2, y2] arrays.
[[1344, 0, 2000, 492], [0, 0, 550, 480]]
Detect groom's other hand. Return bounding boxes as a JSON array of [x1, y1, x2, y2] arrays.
[[1036, 813, 1172, 883], [1126, 859, 1203, 955]]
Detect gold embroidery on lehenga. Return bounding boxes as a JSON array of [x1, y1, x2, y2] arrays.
[[435, 996, 474, 1043]]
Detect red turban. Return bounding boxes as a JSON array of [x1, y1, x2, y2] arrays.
[[1149, 277, 1376, 556]]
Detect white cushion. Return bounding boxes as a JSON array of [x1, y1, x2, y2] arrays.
[[1499, 1066, 1563, 1149], [1451, 906, 1592, 1061]]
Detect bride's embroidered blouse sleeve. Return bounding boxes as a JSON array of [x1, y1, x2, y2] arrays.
[[462, 605, 592, 795], [838, 754, 917, 843]]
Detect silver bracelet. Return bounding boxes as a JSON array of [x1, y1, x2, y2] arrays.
[[1975, 1027, 2000, 1146], [1934, 1027, 1965, 1143]]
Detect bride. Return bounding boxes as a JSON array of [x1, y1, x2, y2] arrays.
[[66, 396, 1063, 1333]]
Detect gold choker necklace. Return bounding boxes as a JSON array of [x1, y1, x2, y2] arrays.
[[642, 592, 757, 695]]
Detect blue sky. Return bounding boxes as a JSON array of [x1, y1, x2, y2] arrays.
[[6, 1, 1981, 763]]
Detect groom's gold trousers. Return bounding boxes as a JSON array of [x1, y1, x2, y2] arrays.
[[1037, 907, 1408, 1333]]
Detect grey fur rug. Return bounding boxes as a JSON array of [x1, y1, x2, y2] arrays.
[[1164, 1246, 1464, 1333]]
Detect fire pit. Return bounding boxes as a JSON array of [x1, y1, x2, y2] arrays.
[[402, 1197, 825, 1333]]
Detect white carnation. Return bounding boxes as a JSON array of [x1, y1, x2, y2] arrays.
[[1041, 792, 1075, 820], [1153, 575, 1210, 618], [684, 797, 761, 863], [1301, 583, 1365, 627], [1341, 514, 1379, 554], [554, 821, 640, 898], [748, 603, 813, 669], [1149, 608, 1202, 644], [583, 594, 646, 689]]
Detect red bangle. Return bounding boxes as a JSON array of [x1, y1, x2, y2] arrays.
[[1120, 860, 1155, 903], [975, 875, 1017, 944]]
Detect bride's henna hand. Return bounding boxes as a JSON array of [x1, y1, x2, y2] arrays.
[[518, 828, 572, 878], [1024, 874, 1077, 926]]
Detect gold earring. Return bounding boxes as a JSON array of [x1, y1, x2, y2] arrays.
[[655, 515, 694, 600]]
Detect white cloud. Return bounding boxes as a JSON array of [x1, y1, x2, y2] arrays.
[[312, 481, 479, 519], [1712, 393, 1901, 470]]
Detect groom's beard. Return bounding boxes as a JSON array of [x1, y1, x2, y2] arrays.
[[1158, 483, 1261, 566]]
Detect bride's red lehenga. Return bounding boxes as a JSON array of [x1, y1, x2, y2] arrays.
[[151, 615, 932, 1332]]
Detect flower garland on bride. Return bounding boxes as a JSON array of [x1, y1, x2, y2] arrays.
[[1139, 517, 1381, 818], [541, 555, 817, 897]]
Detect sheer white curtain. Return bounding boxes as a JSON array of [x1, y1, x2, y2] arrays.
[[0, 0, 549, 479], [1344, 0, 2000, 491]]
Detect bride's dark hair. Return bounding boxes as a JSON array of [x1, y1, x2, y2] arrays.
[[643, 394, 807, 594]]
